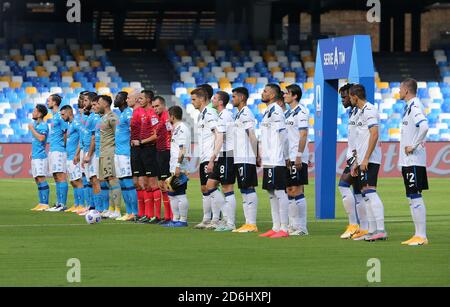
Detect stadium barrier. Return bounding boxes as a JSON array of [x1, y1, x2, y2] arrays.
[[1, 142, 449, 178]]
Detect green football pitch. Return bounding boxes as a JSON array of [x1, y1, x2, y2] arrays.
[[0, 178, 449, 287]]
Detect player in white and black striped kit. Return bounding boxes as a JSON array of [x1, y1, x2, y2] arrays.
[[338, 83, 369, 240], [398, 78, 429, 246], [258, 84, 290, 238], [190, 88, 221, 229], [207, 91, 237, 231], [349, 84, 387, 242], [284, 84, 310, 236], [231, 87, 259, 233]]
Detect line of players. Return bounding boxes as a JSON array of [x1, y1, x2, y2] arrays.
[[28, 78, 429, 243], [29, 89, 188, 226]]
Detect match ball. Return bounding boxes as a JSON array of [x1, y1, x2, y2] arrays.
[[85, 210, 101, 224]]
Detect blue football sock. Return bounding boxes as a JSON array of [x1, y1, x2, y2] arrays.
[[119, 179, 131, 214], [93, 192, 102, 211], [55, 182, 61, 204], [87, 183, 93, 208], [60, 182, 68, 206], [37, 182, 50, 205], [123, 178, 138, 215]]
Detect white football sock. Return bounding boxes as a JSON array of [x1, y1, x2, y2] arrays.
[[339, 186, 358, 225], [275, 189, 289, 232], [176, 194, 189, 222], [246, 191, 258, 225], [409, 199, 418, 236], [355, 193, 368, 230], [364, 195, 377, 233], [225, 192, 236, 228], [169, 195, 180, 222], [269, 191, 280, 232], [295, 194, 308, 233], [202, 192, 212, 222], [241, 193, 249, 224], [288, 197, 297, 228], [411, 197, 427, 238], [366, 191, 385, 231], [209, 189, 224, 222]]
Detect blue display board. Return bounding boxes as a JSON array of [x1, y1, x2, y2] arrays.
[[314, 35, 375, 219]]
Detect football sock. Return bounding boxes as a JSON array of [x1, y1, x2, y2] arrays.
[[224, 191, 236, 227], [168, 194, 180, 221], [366, 189, 385, 231], [100, 181, 110, 211], [202, 191, 212, 222], [153, 188, 161, 219], [177, 194, 189, 222], [108, 179, 122, 212], [295, 194, 308, 233], [338, 185, 358, 225], [119, 179, 131, 214], [355, 193, 368, 230], [137, 189, 145, 217], [60, 181, 68, 206], [410, 194, 427, 238], [246, 190, 258, 225], [209, 188, 225, 222], [162, 192, 172, 220], [144, 188, 154, 218], [269, 190, 280, 232], [37, 181, 50, 205], [275, 189, 289, 232]]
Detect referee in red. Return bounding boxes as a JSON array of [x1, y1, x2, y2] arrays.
[[131, 90, 160, 223], [152, 96, 173, 224]]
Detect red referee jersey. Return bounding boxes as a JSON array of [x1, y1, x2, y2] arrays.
[[156, 110, 171, 151], [131, 106, 158, 142]]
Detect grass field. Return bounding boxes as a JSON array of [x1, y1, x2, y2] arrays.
[[0, 177, 449, 287]]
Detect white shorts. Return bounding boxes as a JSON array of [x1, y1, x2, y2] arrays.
[[80, 150, 85, 173], [114, 154, 132, 178], [49, 151, 67, 174], [85, 156, 99, 179], [67, 160, 82, 181], [31, 158, 49, 178]]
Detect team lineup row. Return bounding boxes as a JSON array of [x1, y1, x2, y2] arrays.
[[28, 79, 430, 245]]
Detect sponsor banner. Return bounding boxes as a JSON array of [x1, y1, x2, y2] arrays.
[[0, 142, 449, 178]]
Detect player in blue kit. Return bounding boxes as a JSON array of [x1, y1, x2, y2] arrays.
[[75, 91, 90, 211], [114, 91, 138, 221], [60, 105, 85, 212], [46, 94, 69, 212], [76, 92, 97, 214], [30, 104, 51, 211]]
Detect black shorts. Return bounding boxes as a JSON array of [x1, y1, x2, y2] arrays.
[[402, 166, 429, 195], [133, 145, 158, 177], [156, 150, 171, 180], [199, 161, 210, 186], [167, 182, 187, 196], [262, 166, 287, 191], [209, 157, 236, 185], [286, 162, 308, 187], [359, 163, 380, 188], [235, 163, 258, 189], [341, 157, 361, 193], [130, 146, 139, 176]]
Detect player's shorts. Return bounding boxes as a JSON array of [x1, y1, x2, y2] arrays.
[[199, 161, 210, 186], [209, 156, 236, 185], [286, 162, 308, 187], [167, 182, 188, 196], [156, 150, 171, 180], [86, 156, 99, 179], [99, 155, 116, 180], [262, 166, 288, 191], [66, 160, 82, 181], [402, 166, 429, 195], [358, 163, 380, 188], [131, 146, 139, 176], [340, 157, 361, 193], [31, 158, 49, 178], [49, 151, 67, 174], [114, 154, 132, 179], [235, 163, 258, 189], [134, 145, 158, 177]]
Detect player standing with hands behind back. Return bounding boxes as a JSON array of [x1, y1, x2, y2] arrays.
[[398, 78, 429, 246]]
